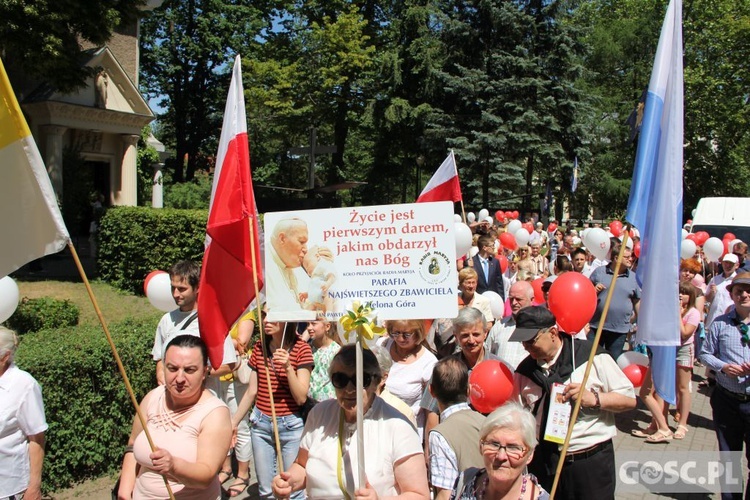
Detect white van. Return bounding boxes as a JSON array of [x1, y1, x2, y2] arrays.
[[690, 197, 750, 244]]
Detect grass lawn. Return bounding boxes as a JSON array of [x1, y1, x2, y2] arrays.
[[15, 279, 162, 327]]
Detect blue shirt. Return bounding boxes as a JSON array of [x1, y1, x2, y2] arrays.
[[700, 308, 750, 395], [589, 265, 641, 334]]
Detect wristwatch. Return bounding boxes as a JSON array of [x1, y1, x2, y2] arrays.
[[591, 388, 602, 410]]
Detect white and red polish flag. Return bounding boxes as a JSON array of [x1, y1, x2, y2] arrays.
[[198, 55, 263, 369], [0, 57, 70, 277], [416, 150, 463, 203]]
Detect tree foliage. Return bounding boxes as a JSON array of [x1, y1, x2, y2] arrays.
[[0, 0, 144, 92]]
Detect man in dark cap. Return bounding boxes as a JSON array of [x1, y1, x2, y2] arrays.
[[510, 306, 636, 499]]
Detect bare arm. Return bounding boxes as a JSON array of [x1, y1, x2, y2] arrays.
[[272, 448, 309, 498], [209, 363, 236, 378], [383, 453, 430, 500], [236, 319, 255, 355], [155, 405, 232, 489], [232, 370, 258, 428], [118, 392, 152, 500], [563, 383, 636, 413], [24, 432, 45, 500], [286, 365, 311, 406]]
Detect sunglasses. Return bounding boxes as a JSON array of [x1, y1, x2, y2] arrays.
[[522, 328, 550, 346], [331, 372, 374, 389], [390, 331, 416, 340], [737, 321, 750, 346]]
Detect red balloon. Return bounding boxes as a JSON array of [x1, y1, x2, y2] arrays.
[[633, 241, 641, 258], [723, 238, 731, 256], [143, 270, 167, 295], [499, 232, 517, 251], [513, 210, 519, 219], [695, 231, 710, 246], [725, 233, 736, 241], [685, 233, 698, 242], [523, 222, 534, 234], [687, 219, 692, 225], [496, 254, 509, 273], [469, 360, 514, 414], [548, 222, 557, 232], [531, 278, 545, 304], [609, 220, 623, 238], [495, 210, 505, 221], [622, 364, 648, 388], [547, 272, 597, 333]]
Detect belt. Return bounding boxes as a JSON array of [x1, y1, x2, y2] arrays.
[[717, 385, 750, 402], [564, 439, 612, 463]]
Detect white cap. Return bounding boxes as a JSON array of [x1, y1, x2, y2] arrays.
[[723, 253, 739, 264]]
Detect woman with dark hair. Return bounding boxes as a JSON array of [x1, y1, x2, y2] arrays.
[[118, 334, 232, 499], [233, 312, 313, 499], [271, 345, 429, 499]]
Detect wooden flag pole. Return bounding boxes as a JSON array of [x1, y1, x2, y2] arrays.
[[548, 229, 631, 500], [248, 219, 285, 472], [67, 242, 175, 500]]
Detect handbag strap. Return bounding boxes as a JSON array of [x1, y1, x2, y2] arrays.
[[180, 312, 198, 331]]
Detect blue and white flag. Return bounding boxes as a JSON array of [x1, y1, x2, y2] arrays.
[[625, 0, 683, 404], [570, 157, 578, 193]]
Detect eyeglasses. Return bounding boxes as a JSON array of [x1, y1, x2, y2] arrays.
[[480, 440, 526, 459], [522, 328, 550, 346], [390, 331, 416, 340], [331, 372, 374, 389]]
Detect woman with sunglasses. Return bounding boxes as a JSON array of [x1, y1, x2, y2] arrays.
[[452, 402, 548, 499], [232, 312, 313, 499], [271, 345, 430, 499], [383, 319, 438, 439]]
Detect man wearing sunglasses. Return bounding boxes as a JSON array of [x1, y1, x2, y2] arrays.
[[700, 273, 750, 500], [510, 306, 636, 499]]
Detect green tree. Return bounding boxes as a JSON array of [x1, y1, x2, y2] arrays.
[[139, 0, 272, 182], [0, 0, 143, 92]]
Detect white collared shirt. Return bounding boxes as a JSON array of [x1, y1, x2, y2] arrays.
[[0, 364, 48, 497]]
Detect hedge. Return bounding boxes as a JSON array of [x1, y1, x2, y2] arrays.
[[15, 316, 160, 492], [97, 207, 207, 294], [6, 297, 79, 334]]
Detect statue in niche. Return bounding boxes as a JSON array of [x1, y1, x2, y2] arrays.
[[94, 70, 108, 108]]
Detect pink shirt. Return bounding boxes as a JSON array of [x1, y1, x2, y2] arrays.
[[133, 386, 227, 499], [681, 307, 700, 345]]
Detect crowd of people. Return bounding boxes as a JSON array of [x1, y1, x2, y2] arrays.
[[6, 214, 750, 500]]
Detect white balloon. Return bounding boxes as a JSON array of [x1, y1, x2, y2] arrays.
[[692, 209, 697, 217], [484, 216, 493, 224], [514, 228, 530, 247], [625, 238, 633, 249], [681, 228, 688, 240], [455, 222, 473, 256], [454, 214, 462, 223], [730, 239, 743, 252], [146, 272, 178, 312], [580, 228, 590, 240], [616, 351, 649, 370], [703, 237, 724, 262], [680, 239, 697, 260], [507, 220, 522, 234], [478, 208, 489, 220], [583, 228, 610, 261], [573, 237, 582, 247], [482, 291, 505, 319], [467, 212, 476, 223], [0, 276, 20, 323], [470, 246, 479, 257]]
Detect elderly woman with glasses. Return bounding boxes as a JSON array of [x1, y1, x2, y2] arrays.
[[452, 402, 549, 500], [271, 345, 430, 499]]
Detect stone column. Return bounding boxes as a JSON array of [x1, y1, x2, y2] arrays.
[[43, 125, 67, 200], [117, 134, 140, 206], [152, 162, 164, 208]]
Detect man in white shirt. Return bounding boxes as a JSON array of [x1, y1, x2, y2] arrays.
[[706, 253, 740, 328], [487, 281, 535, 368], [151, 261, 236, 387]]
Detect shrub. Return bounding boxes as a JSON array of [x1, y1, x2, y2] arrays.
[[15, 316, 159, 492], [164, 170, 212, 210], [97, 206, 207, 293], [6, 297, 80, 334]]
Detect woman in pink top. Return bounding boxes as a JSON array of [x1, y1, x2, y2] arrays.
[[117, 335, 232, 499], [675, 282, 700, 439]]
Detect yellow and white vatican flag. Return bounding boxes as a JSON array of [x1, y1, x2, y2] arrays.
[[0, 57, 70, 277]]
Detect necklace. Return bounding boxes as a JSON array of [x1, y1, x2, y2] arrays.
[[477, 472, 528, 500]]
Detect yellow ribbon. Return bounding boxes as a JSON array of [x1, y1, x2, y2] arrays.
[[338, 301, 385, 346]]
